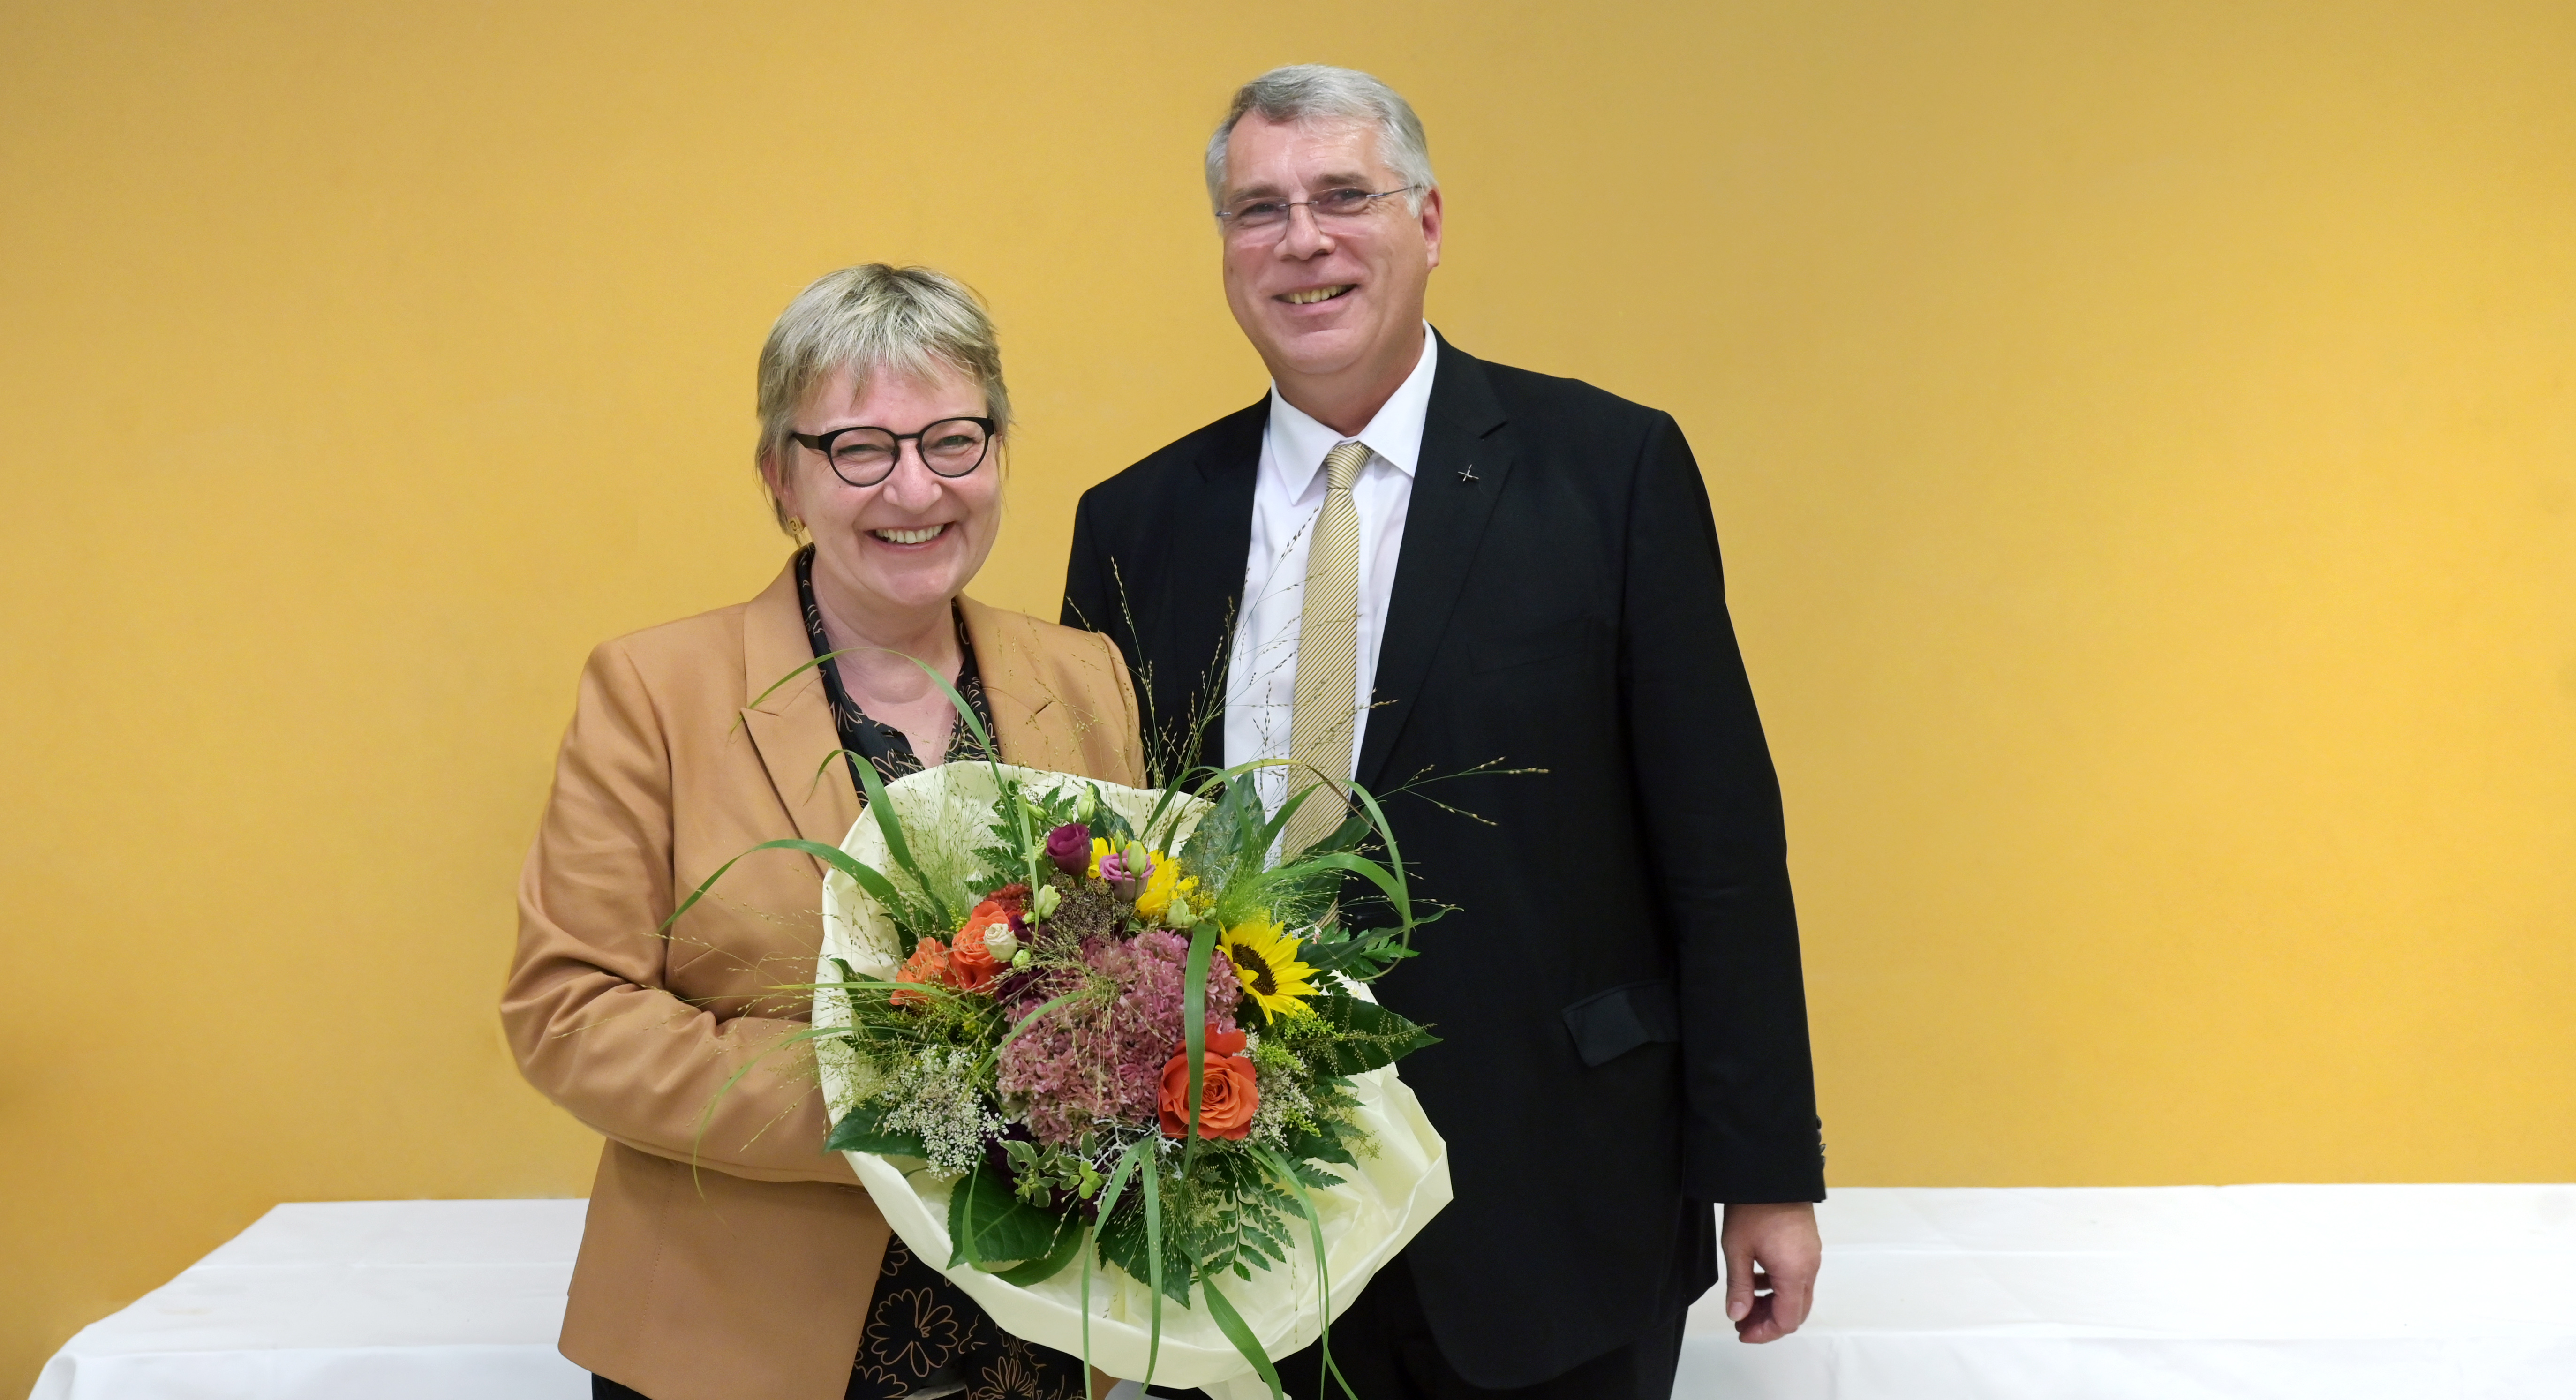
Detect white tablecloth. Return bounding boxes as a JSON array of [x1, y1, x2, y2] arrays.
[[30, 1199, 588, 1400], [32, 1186, 2576, 1399], [1685, 1185, 2576, 1399]]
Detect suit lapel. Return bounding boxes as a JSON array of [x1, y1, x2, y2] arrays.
[[1355, 337, 1513, 791], [738, 560, 862, 859], [1142, 398, 1264, 772]]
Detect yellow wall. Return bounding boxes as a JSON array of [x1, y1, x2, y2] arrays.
[[5, 0, 2571, 1385]]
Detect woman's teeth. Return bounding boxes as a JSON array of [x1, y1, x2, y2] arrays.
[[872, 525, 948, 545], [1284, 285, 1353, 305]]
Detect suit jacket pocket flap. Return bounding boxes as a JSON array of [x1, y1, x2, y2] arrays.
[[1561, 978, 1680, 1068]]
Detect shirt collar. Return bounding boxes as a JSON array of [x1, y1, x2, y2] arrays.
[[1265, 324, 1439, 501]]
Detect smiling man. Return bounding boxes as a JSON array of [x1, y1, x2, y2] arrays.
[[1062, 66, 1825, 1400]]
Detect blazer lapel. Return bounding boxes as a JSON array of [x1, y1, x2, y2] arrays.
[[958, 595, 1053, 769], [1355, 336, 1513, 792], [738, 560, 862, 858]]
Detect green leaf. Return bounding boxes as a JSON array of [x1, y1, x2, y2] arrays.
[[1249, 1141, 1362, 1400], [1255, 782, 1362, 866], [1309, 992, 1439, 1075], [1340, 779, 1414, 929], [825, 1102, 927, 1158], [1182, 921, 1217, 1163], [1299, 806, 1373, 860], [1200, 1279, 1285, 1400], [1085, 1138, 1172, 1313], [1291, 852, 1413, 932], [1296, 923, 1407, 979], [945, 1160, 1068, 1269], [846, 739, 955, 931], [1085, 783, 1137, 849], [1282, 1125, 1356, 1170], [991, 1217, 1085, 1285], [1094, 1179, 1192, 1306], [1093, 1137, 1151, 1221], [662, 837, 906, 934], [1138, 773, 1202, 857], [1179, 778, 1262, 887], [1142, 1151, 1166, 1384]]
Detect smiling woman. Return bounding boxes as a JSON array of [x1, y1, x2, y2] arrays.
[[758, 269, 1018, 768], [501, 264, 1147, 1400]]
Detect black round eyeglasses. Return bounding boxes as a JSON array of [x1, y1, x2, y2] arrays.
[[790, 416, 995, 488]]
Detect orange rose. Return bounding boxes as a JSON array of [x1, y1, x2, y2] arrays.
[[950, 887, 1028, 993], [1158, 1028, 1258, 1139], [949, 923, 1000, 992], [890, 937, 954, 1008]]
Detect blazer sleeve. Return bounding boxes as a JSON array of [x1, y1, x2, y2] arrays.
[[1619, 414, 1826, 1203], [501, 639, 857, 1185]]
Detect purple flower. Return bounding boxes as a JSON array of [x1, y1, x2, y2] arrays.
[[1045, 823, 1091, 877], [1101, 846, 1154, 902]]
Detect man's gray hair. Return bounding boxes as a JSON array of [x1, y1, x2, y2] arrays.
[[753, 263, 1011, 533], [1204, 65, 1436, 213]]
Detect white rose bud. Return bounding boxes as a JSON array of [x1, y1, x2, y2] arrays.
[[1031, 884, 1062, 920], [983, 920, 1020, 961]]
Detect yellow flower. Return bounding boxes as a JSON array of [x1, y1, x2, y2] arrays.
[[1220, 915, 1319, 1019], [1135, 858, 1198, 925], [1090, 838, 1198, 925]]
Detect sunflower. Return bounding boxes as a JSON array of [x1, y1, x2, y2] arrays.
[[1219, 915, 1319, 1019]]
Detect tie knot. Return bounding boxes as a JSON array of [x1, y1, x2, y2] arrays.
[[1323, 441, 1369, 493]]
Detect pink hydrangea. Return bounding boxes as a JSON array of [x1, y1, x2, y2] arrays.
[[997, 928, 1242, 1146]]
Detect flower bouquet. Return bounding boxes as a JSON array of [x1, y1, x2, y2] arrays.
[[734, 718, 1451, 1400]]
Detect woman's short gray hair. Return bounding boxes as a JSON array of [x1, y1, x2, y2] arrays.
[[1203, 65, 1436, 214], [753, 263, 1010, 532]]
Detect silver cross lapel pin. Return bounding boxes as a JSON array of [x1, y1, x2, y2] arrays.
[[1457, 463, 1480, 484]]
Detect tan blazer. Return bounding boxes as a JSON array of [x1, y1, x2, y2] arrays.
[[503, 561, 1145, 1400]]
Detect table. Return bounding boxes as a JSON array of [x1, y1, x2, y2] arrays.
[[1683, 1185, 2576, 1399], [32, 1186, 2576, 1399], [30, 1199, 587, 1400]]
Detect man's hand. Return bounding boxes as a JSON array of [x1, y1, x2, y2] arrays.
[[1720, 1201, 1821, 1342]]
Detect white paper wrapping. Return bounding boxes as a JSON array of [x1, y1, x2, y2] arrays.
[[814, 762, 1452, 1392]]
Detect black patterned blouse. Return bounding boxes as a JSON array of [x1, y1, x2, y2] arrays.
[[797, 549, 1085, 1400], [851, 1236, 1086, 1400], [796, 546, 999, 786]]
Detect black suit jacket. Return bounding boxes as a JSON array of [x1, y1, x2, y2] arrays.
[[1062, 336, 1824, 1386]]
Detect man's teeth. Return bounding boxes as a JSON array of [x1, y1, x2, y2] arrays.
[[873, 525, 948, 545], [1284, 285, 1353, 305]]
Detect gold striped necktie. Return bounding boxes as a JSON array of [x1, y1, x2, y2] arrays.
[[1280, 440, 1372, 857]]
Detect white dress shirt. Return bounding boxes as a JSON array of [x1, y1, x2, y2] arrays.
[[1223, 328, 1439, 817]]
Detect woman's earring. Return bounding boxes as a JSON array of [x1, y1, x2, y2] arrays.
[[786, 516, 807, 539]]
